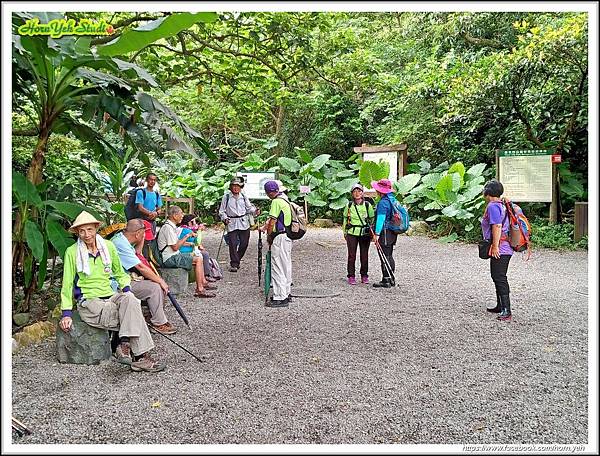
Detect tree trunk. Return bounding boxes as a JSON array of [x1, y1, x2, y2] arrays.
[[26, 126, 51, 185], [274, 105, 285, 156]]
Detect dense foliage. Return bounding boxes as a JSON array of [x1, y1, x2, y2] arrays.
[[11, 11, 589, 315]]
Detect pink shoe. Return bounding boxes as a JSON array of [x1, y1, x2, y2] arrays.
[[347, 277, 357, 285], [361, 276, 369, 284]]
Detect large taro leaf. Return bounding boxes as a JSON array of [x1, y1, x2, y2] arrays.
[[395, 173, 421, 195]]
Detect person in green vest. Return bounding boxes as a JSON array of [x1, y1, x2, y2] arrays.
[[342, 183, 375, 285]]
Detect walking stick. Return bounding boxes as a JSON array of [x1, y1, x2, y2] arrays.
[[216, 225, 226, 261], [147, 262, 191, 328], [148, 325, 204, 363], [370, 226, 396, 285], [258, 228, 263, 286], [12, 416, 31, 436]]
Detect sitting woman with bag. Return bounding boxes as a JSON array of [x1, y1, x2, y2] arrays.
[[178, 214, 219, 282], [342, 183, 375, 285]]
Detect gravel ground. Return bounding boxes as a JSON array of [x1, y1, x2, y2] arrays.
[[11, 228, 589, 445]]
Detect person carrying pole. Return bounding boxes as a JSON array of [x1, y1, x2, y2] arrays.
[[371, 179, 399, 288]]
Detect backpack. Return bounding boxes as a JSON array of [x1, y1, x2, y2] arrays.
[[385, 198, 410, 234], [146, 225, 168, 268], [277, 196, 307, 240], [208, 257, 223, 280], [124, 188, 146, 221], [502, 198, 532, 257]]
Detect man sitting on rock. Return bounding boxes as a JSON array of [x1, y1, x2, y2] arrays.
[[59, 211, 166, 373], [112, 219, 177, 335], [157, 205, 217, 298]]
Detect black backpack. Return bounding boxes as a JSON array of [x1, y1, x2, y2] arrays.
[[124, 188, 146, 220]]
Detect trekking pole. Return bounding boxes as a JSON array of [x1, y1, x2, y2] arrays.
[[148, 325, 205, 363], [216, 225, 226, 261], [370, 226, 397, 285], [12, 416, 31, 436]]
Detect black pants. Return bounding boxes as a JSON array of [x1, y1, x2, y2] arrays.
[[228, 229, 250, 268], [346, 234, 371, 277], [379, 229, 397, 281], [490, 255, 511, 295]]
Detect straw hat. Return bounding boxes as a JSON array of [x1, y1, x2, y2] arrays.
[[69, 211, 102, 233]]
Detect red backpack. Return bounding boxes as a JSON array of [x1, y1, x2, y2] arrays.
[[501, 198, 532, 259]]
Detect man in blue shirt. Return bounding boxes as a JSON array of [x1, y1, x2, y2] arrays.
[[135, 173, 162, 237], [135, 173, 162, 220], [112, 219, 177, 334]]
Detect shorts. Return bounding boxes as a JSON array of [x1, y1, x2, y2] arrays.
[[163, 253, 193, 270]]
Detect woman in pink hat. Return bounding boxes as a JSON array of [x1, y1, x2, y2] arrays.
[[371, 179, 398, 288]]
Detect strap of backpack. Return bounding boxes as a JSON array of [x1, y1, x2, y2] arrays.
[[353, 202, 369, 228]]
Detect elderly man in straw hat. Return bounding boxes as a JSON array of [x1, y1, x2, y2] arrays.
[[59, 211, 166, 373], [218, 176, 260, 272]]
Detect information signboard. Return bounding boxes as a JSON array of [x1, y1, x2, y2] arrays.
[[236, 172, 276, 200], [497, 149, 553, 202]]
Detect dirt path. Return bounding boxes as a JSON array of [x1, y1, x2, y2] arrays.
[[11, 228, 589, 445]]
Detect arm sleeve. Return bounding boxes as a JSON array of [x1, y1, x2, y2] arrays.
[[134, 189, 144, 204], [218, 195, 228, 221], [375, 214, 386, 235], [108, 242, 131, 289], [60, 247, 76, 315], [341, 204, 349, 232], [243, 194, 256, 215], [488, 203, 504, 225]]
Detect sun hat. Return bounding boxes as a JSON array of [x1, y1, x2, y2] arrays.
[[230, 176, 245, 187], [264, 180, 279, 193], [69, 211, 102, 233], [142, 220, 155, 241], [371, 179, 394, 194], [274, 180, 288, 192], [351, 183, 364, 192]]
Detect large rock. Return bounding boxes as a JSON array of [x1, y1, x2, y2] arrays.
[[313, 218, 335, 228], [159, 267, 190, 295], [406, 220, 430, 236], [55, 311, 111, 365]]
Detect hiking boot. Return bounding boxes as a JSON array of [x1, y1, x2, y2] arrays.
[[229, 266, 238, 272], [487, 293, 502, 313], [373, 279, 392, 288], [497, 295, 512, 321], [151, 322, 177, 335], [130, 353, 166, 373], [266, 298, 289, 308], [347, 276, 357, 285], [361, 276, 369, 284], [114, 342, 132, 365]]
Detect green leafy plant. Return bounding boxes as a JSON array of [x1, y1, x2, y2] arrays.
[[403, 160, 489, 239], [12, 171, 104, 311]]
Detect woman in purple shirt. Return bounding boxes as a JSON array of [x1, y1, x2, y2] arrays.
[[481, 179, 513, 321]]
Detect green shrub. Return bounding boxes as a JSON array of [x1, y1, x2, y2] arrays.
[[530, 218, 588, 250]]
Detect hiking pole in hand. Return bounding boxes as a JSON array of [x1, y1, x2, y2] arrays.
[[258, 227, 263, 286], [216, 224, 227, 262], [148, 262, 191, 328], [370, 226, 397, 285], [148, 325, 204, 363]]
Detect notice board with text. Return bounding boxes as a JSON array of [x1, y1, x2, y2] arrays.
[[497, 149, 553, 202]]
